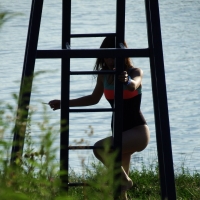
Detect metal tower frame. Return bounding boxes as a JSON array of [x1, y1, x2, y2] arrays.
[[11, 0, 176, 199]]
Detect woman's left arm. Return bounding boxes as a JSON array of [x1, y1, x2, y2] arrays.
[[118, 68, 143, 91]]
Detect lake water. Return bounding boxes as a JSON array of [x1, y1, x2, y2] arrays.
[[0, 0, 200, 174]]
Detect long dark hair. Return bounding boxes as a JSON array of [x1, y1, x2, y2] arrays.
[[93, 36, 134, 71]]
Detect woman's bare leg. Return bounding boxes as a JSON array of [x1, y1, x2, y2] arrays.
[[93, 125, 150, 198], [122, 125, 150, 153], [122, 153, 131, 175], [93, 124, 150, 164], [120, 153, 130, 198]]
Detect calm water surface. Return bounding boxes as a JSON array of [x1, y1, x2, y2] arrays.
[[0, 0, 200, 173]]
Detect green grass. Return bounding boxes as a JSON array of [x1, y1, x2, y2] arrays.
[[1, 158, 200, 200], [0, 101, 200, 200]]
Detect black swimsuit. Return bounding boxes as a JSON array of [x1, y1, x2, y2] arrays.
[[103, 75, 146, 132]]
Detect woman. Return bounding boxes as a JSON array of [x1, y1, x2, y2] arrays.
[[49, 36, 150, 199]]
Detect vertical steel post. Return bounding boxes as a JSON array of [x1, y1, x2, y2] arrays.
[[145, 0, 176, 199], [11, 0, 44, 164], [145, 0, 167, 198], [60, 0, 71, 190], [114, 0, 126, 198]]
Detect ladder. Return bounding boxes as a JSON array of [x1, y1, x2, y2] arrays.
[[11, 0, 176, 199]]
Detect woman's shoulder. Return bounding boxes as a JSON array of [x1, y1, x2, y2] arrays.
[[128, 66, 143, 75]]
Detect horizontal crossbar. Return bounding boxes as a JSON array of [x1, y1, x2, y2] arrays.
[[70, 70, 115, 75], [36, 48, 149, 58], [69, 108, 114, 112], [71, 33, 116, 38], [68, 146, 114, 150]]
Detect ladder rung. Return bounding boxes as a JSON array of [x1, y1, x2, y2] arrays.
[[70, 70, 115, 75], [68, 146, 114, 150], [71, 33, 116, 38], [69, 108, 114, 112], [36, 48, 150, 59], [68, 182, 89, 187]]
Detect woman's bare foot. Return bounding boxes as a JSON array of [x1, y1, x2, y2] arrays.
[[121, 177, 133, 192], [121, 167, 133, 192]]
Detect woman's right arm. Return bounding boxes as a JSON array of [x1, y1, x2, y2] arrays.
[[49, 75, 104, 110]]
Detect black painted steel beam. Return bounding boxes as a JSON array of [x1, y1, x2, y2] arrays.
[[60, 0, 71, 191], [145, 0, 167, 198], [68, 146, 114, 150], [69, 108, 114, 112], [71, 33, 116, 38], [70, 70, 115, 75], [145, 0, 176, 199], [36, 48, 149, 59], [114, 0, 126, 198], [11, 0, 44, 164]]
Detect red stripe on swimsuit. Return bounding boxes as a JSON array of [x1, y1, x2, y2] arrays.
[[104, 89, 139, 100], [103, 75, 141, 100]]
